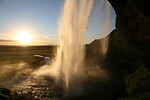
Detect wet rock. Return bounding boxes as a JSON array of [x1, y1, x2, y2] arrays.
[[34, 95, 38, 99], [0, 88, 11, 96]]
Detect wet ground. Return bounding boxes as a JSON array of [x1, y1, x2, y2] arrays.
[[12, 75, 63, 100]]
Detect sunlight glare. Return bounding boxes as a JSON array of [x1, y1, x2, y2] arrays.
[[15, 31, 32, 44]]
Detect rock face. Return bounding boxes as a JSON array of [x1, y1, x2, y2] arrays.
[[85, 0, 150, 99], [86, 39, 103, 66], [105, 0, 150, 99], [107, 0, 150, 70]]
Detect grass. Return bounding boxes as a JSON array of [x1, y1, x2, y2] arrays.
[[0, 45, 55, 66]]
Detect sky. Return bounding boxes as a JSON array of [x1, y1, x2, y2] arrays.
[[0, 0, 116, 45]]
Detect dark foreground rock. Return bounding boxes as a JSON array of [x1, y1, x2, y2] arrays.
[[0, 88, 34, 100], [12, 75, 63, 100]]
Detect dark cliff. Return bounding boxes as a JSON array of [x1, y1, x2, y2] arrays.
[[85, 0, 150, 99], [108, 0, 150, 70]]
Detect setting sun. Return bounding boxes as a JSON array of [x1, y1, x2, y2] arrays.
[[15, 31, 32, 44]]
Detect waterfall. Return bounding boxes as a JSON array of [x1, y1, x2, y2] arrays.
[[51, 0, 94, 91]]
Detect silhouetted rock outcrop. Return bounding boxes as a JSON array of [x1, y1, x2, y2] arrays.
[[108, 0, 150, 70], [85, 0, 150, 99]]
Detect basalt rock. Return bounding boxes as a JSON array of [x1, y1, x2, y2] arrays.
[[107, 0, 150, 70]]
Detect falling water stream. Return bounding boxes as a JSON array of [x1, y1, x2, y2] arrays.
[[51, 0, 94, 91], [50, 0, 112, 92], [8, 0, 112, 99]]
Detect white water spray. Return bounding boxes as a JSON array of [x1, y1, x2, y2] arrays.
[[51, 0, 94, 90], [100, 0, 110, 56]]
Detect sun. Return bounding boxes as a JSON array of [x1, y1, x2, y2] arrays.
[[15, 31, 32, 44]]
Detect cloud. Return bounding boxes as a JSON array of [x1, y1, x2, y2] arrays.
[[0, 33, 59, 45], [0, 39, 18, 45], [49, 36, 59, 39], [0, 33, 6, 36], [0, 33, 13, 40], [0, 39, 17, 42], [37, 36, 59, 40]]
